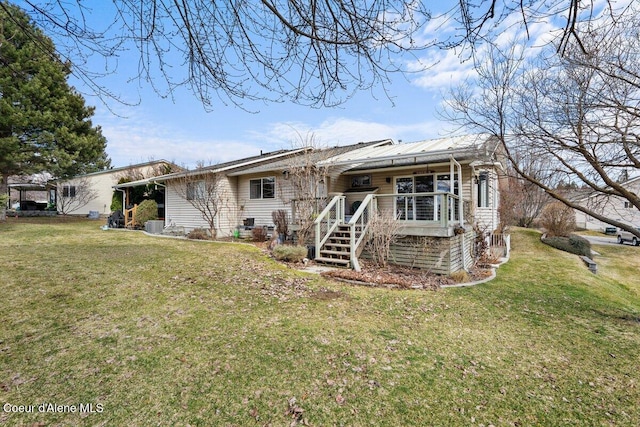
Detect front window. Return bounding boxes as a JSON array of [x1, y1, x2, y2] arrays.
[[477, 172, 489, 208], [250, 177, 275, 199], [62, 185, 76, 198], [187, 181, 205, 200]]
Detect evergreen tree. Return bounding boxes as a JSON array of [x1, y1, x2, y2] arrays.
[[0, 1, 110, 194]]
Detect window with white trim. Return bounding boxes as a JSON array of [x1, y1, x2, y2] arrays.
[[477, 172, 489, 208], [186, 181, 205, 200], [62, 185, 76, 198], [250, 177, 275, 199]]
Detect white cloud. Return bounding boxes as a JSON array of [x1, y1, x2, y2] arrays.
[[98, 112, 264, 168], [257, 116, 453, 148]]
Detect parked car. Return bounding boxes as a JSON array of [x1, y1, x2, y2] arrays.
[[617, 227, 640, 246]]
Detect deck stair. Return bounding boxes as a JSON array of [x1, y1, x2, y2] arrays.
[[315, 224, 364, 267]]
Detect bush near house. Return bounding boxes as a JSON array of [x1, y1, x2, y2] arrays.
[[542, 233, 592, 257], [272, 245, 308, 262], [134, 199, 158, 227], [187, 228, 211, 240]]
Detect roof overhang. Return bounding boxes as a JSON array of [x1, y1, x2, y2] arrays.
[[8, 183, 50, 191]]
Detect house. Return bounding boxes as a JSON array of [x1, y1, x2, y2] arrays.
[[114, 141, 392, 236], [310, 134, 506, 273], [115, 135, 506, 274], [54, 160, 178, 217], [572, 176, 640, 231]]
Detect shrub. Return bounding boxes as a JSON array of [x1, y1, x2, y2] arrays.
[[272, 209, 289, 236], [187, 228, 211, 240], [272, 245, 308, 262], [365, 210, 402, 267], [135, 199, 158, 226], [450, 270, 470, 284], [540, 202, 576, 237], [542, 234, 592, 257], [252, 227, 267, 242], [110, 191, 123, 212]]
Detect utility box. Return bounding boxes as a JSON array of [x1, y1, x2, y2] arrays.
[[145, 220, 164, 234]]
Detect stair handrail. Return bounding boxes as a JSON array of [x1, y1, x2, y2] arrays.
[[124, 204, 138, 228], [314, 195, 345, 255], [347, 193, 376, 271]]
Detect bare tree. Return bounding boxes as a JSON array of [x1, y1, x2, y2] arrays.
[[172, 165, 228, 239], [499, 165, 550, 229], [56, 177, 98, 215], [4, 1, 616, 109], [445, 5, 640, 238], [365, 210, 402, 268], [279, 133, 330, 245]]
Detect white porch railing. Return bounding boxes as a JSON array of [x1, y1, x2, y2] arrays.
[[313, 192, 464, 269], [489, 233, 511, 258], [348, 193, 377, 271], [374, 192, 462, 227], [314, 195, 345, 251]]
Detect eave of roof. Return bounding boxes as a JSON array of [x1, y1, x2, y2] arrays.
[[319, 135, 493, 171], [113, 147, 311, 188], [226, 139, 394, 176]]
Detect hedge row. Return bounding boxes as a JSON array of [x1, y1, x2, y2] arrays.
[[542, 234, 592, 258]]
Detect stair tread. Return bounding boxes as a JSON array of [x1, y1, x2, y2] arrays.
[[320, 249, 351, 256], [315, 256, 350, 265]]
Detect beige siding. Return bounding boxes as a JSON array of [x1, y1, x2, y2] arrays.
[[165, 176, 239, 237], [361, 230, 475, 275], [237, 173, 290, 227], [58, 163, 170, 216], [474, 169, 500, 232], [575, 179, 640, 231]]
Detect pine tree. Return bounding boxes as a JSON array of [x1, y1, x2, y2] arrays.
[[0, 2, 110, 194]]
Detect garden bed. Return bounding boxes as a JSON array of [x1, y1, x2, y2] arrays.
[[319, 260, 492, 290]]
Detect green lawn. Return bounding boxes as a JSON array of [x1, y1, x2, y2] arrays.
[[1, 218, 639, 426]]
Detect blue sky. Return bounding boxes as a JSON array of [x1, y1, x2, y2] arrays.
[[16, 0, 620, 169], [70, 3, 469, 169]]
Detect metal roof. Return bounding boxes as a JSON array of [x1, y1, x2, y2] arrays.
[[113, 147, 310, 188], [318, 134, 494, 169], [226, 139, 393, 176]]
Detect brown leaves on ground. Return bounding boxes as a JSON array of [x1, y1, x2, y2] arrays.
[[321, 261, 446, 290], [321, 261, 491, 290]]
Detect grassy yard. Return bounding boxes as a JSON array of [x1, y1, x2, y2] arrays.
[[1, 218, 639, 426]]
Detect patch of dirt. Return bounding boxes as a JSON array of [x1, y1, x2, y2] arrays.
[[309, 288, 348, 301], [320, 260, 492, 290]]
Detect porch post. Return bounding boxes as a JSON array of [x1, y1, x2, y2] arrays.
[[450, 155, 464, 226]]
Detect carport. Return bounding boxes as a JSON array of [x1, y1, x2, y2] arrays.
[[8, 183, 53, 211]]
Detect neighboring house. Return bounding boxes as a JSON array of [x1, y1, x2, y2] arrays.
[[55, 160, 178, 216], [572, 176, 640, 231], [118, 134, 505, 275]]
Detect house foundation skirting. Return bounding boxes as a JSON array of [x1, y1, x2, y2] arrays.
[[361, 230, 475, 275]]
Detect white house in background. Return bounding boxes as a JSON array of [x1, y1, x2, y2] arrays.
[[573, 175, 640, 231], [55, 160, 177, 216]]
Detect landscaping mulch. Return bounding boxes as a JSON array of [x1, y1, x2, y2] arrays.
[[319, 260, 493, 290]]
